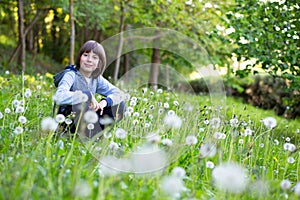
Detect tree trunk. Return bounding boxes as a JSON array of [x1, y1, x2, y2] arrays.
[[8, 9, 48, 66], [17, 0, 26, 71], [113, 0, 126, 83], [69, 0, 75, 64], [149, 48, 161, 90]]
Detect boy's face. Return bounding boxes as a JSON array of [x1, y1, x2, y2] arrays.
[[80, 50, 99, 76]]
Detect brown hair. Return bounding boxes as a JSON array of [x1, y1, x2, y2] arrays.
[[75, 40, 107, 78]]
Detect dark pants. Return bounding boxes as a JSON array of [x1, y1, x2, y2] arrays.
[[57, 101, 125, 138]]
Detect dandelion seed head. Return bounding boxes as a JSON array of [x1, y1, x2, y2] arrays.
[[230, 118, 239, 127], [239, 139, 244, 144], [4, 108, 11, 114], [287, 157, 295, 164], [73, 181, 91, 197], [206, 161, 215, 169], [199, 143, 217, 158], [55, 114, 66, 123], [18, 116, 27, 124], [146, 133, 160, 144], [15, 106, 24, 113], [283, 143, 296, 152], [210, 117, 221, 129], [185, 135, 198, 146], [24, 89, 32, 98], [65, 118, 73, 125], [161, 138, 173, 147], [173, 101, 179, 106], [99, 117, 114, 125], [115, 128, 127, 139], [131, 145, 167, 173], [212, 162, 248, 193], [164, 114, 182, 129], [133, 112, 140, 117], [157, 88, 163, 93], [108, 141, 119, 151], [244, 128, 253, 136], [83, 111, 98, 124], [163, 102, 170, 109], [41, 117, 58, 131], [0, 112, 3, 119], [14, 126, 24, 135], [132, 119, 139, 126], [294, 182, 300, 196], [172, 166, 186, 178], [12, 99, 20, 107], [103, 132, 112, 139], [87, 123, 94, 130], [262, 117, 277, 129], [250, 180, 269, 197], [167, 110, 175, 116], [280, 179, 291, 190], [161, 176, 185, 198]]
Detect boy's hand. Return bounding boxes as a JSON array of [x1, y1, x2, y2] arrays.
[[97, 99, 107, 115], [89, 96, 100, 112]]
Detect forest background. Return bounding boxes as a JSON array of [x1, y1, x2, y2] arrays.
[[0, 0, 299, 118]]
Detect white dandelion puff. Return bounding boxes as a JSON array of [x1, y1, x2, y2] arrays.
[[164, 114, 182, 129], [287, 157, 295, 164], [210, 117, 221, 129], [18, 116, 27, 124], [230, 118, 239, 127], [0, 112, 3, 119], [4, 108, 11, 114], [163, 102, 170, 109], [206, 161, 215, 169], [14, 126, 24, 135], [99, 117, 114, 125], [283, 143, 296, 152], [244, 128, 253, 136], [15, 106, 25, 113], [108, 141, 119, 151], [167, 110, 175, 116], [161, 138, 173, 147], [185, 135, 198, 146], [280, 179, 291, 190], [212, 162, 248, 194], [24, 89, 32, 98], [146, 133, 161, 144], [262, 117, 277, 129], [41, 117, 58, 131], [12, 99, 20, 107], [55, 114, 66, 123], [87, 123, 94, 130], [115, 128, 127, 139], [294, 182, 300, 196], [83, 111, 98, 124], [199, 143, 217, 158], [65, 118, 73, 125], [172, 167, 186, 179], [161, 176, 186, 198], [73, 181, 91, 198]]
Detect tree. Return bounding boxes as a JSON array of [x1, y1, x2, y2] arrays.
[[17, 0, 25, 71], [69, 0, 75, 64], [219, 0, 300, 88]]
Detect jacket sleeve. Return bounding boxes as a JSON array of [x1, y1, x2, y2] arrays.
[[96, 76, 129, 106], [54, 71, 92, 105]]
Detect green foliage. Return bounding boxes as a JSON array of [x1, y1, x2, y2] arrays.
[[217, 0, 300, 88]]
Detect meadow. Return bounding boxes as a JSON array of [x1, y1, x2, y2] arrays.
[[0, 71, 299, 200]]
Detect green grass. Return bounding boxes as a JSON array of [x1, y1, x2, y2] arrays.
[[0, 72, 299, 200]]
